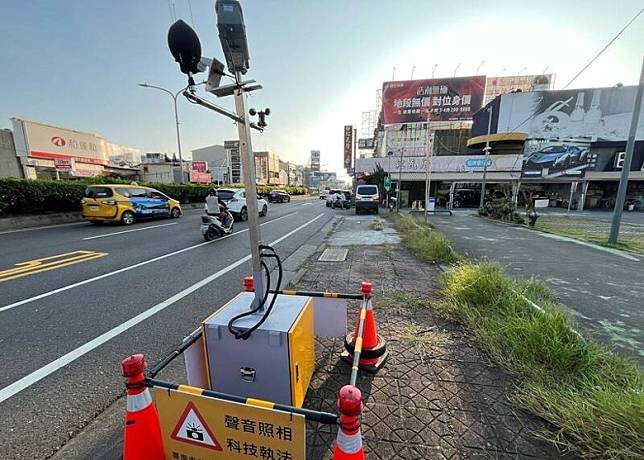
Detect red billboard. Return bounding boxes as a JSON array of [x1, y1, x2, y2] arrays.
[[381, 76, 486, 124], [192, 161, 208, 172], [344, 126, 353, 169], [190, 171, 212, 183]]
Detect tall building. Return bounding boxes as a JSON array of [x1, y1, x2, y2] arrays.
[[191, 144, 228, 182], [310, 150, 320, 171], [224, 140, 243, 184], [255, 151, 280, 185]]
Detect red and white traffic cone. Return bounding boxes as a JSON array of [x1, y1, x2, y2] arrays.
[[333, 385, 365, 460], [342, 281, 388, 372], [121, 354, 165, 460]]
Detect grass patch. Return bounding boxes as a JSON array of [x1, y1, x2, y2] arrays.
[[438, 262, 644, 459], [392, 215, 459, 264], [379, 290, 429, 314], [398, 323, 449, 349], [370, 219, 383, 231], [535, 216, 644, 254]]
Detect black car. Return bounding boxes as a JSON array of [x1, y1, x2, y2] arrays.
[[268, 190, 291, 203]]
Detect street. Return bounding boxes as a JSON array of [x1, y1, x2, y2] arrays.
[[429, 211, 644, 363], [0, 197, 332, 459]]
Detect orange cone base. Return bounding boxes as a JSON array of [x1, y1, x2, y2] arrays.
[[333, 443, 366, 460], [341, 349, 389, 374]]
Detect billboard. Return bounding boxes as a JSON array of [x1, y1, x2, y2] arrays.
[[358, 138, 375, 149], [381, 76, 486, 124], [484, 74, 553, 104], [192, 161, 208, 172], [54, 158, 74, 171], [343, 126, 353, 168], [11, 117, 109, 165], [310, 150, 320, 171], [494, 85, 644, 178], [355, 154, 523, 174], [189, 171, 212, 183]]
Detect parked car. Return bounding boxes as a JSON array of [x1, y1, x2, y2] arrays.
[[216, 188, 268, 221], [325, 189, 343, 207], [268, 190, 291, 203], [319, 189, 328, 199], [355, 184, 379, 214], [82, 185, 182, 225]]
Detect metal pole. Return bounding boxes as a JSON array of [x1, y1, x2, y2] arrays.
[[233, 81, 264, 309], [353, 127, 357, 189], [397, 144, 403, 213], [172, 95, 185, 183], [567, 182, 577, 214], [479, 105, 493, 208], [424, 120, 432, 224], [609, 57, 644, 244]]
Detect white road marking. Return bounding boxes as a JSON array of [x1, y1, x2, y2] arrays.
[[0, 213, 324, 404], [538, 232, 640, 262], [0, 222, 86, 235], [0, 212, 297, 314], [82, 222, 178, 240]]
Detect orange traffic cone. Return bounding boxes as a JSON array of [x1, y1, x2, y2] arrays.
[[121, 354, 165, 460], [342, 281, 388, 373], [333, 385, 365, 459]]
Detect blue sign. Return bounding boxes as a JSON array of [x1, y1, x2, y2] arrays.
[[465, 158, 493, 168]]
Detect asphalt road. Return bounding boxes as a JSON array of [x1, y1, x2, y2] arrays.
[[0, 197, 333, 459], [430, 212, 644, 363]]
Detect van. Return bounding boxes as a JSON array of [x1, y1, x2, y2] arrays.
[[82, 184, 182, 225], [355, 184, 379, 214]]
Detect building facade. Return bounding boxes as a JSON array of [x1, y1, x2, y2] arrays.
[[191, 144, 227, 183]]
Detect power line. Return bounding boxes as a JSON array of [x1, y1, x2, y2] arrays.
[[187, 0, 195, 26], [563, 7, 644, 89]]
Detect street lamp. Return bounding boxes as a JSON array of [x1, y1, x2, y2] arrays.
[[432, 64, 438, 78], [453, 62, 461, 77], [476, 60, 485, 74], [138, 82, 187, 183]]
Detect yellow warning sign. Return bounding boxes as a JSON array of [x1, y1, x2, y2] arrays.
[[154, 387, 306, 460]]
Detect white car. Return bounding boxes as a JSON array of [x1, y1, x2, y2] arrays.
[[216, 188, 268, 221]]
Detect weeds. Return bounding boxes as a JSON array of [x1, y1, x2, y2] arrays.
[[392, 215, 459, 264], [379, 290, 428, 313], [397, 323, 448, 349], [438, 262, 644, 459], [370, 219, 383, 231]]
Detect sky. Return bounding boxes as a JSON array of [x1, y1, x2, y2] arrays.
[[1, 1, 643, 180]]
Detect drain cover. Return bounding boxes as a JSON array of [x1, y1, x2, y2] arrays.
[[318, 248, 348, 262]]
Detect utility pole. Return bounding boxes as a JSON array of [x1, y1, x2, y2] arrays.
[[424, 118, 433, 224], [609, 57, 644, 244], [479, 105, 493, 208], [353, 127, 357, 189]]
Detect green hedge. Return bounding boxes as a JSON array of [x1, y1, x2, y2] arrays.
[[0, 178, 308, 215]]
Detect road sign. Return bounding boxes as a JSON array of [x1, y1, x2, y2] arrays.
[[384, 176, 391, 191], [154, 387, 306, 460]]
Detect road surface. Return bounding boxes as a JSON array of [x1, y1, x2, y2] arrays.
[[430, 212, 644, 363], [0, 197, 332, 459]]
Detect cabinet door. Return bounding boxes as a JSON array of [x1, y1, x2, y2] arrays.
[[288, 299, 315, 408]]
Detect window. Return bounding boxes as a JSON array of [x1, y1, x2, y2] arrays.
[[217, 190, 236, 200], [84, 187, 113, 198], [148, 190, 166, 199], [128, 188, 148, 198], [357, 185, 378, 196]]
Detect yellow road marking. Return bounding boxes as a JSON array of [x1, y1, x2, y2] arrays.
[[0, 250, 108, 282]]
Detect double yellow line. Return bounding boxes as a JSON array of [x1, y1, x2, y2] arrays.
[[0, 250, 108, 283]]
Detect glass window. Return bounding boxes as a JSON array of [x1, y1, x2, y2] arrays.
[[84, 187, 113, 198], [128, 188, 148, 198]]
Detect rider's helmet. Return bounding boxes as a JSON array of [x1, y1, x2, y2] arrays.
[[208, 188, 217, 196]]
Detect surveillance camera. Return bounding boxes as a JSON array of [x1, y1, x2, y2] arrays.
[[264, 108, 270, 116], [249, 108, 257, 116]]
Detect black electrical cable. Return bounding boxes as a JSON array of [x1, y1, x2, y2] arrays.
[[227, 244, 283, 340]]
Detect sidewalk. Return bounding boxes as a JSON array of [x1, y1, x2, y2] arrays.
[[299, 214, 571, 459]]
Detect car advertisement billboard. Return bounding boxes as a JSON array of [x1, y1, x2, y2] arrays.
[[521, 140, 593, 179], [343, 126, 353, 168], [494, 85, 644, 178], [381, 76, 486, 125]]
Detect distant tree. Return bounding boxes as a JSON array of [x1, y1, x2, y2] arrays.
[[366, 163, 386, 191]]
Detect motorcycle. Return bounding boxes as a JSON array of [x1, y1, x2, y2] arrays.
[[201, 209, 234, 241], [332, 198, 351, 210]]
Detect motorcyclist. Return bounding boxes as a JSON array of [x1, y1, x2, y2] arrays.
[[205, 189, 232, 227], [332, 191, 344, 208]]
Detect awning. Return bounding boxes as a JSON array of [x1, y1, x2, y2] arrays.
[[467, 132, 528, 147]]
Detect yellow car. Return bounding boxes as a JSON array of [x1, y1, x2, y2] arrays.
[[82, 184, 182, 225]]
